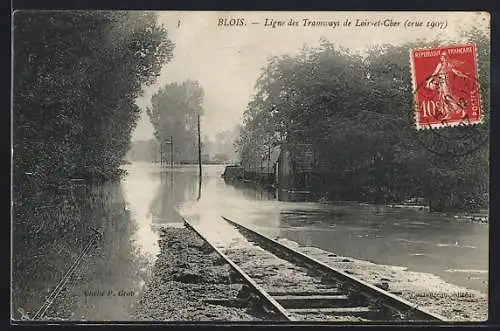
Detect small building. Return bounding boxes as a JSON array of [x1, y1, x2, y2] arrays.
[[221, 165, 244, 181], [276, 143, 314, 202], [240, 141, 315, 202], [241, 145, 280, 185], [259, 145, 281, 185]]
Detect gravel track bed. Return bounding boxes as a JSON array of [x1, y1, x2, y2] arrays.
[[226, 245, 328, 290], [277, 238, 488, 322], [132, 227, 263, 321], [222, 244, 368, 321], [218, 227, 487, 322], [39, 223, 487, 322]]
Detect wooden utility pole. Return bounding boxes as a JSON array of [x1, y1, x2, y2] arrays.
[[268, 144, 271, 183], [197, 114, 202, 180], [160, 141, 163, 166], [152, 141, 155, 163], [197, 114, 202, 200], [170, 135, 174, 168]]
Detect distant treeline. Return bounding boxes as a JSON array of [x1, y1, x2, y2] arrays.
[[126, 134, 239, 164], [236, 29, 489, 212], [126, 140, 159, 162], [13, 11, 174, 193]]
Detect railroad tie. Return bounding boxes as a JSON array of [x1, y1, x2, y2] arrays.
[[287, 306, 381, 318], [273, 294, 351, 309], [220, 216, 446, 322]]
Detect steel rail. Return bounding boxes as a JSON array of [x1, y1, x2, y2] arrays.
[[32, 227, 102, 320], [33, 237, 96, 319], [182, 217, 294, 321], [221, 216, 446, 322]]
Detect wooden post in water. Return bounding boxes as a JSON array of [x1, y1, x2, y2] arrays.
[[170, 135, 174, 168], [151, 141, 155, 163], [268, 144, 271, 184], [161, 140, 165, 166]]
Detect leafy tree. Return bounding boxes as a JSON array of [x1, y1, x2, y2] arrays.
[[363, 32, 489, 211], [13, 11, 174, 192], [12, 11, 176, 317], [237, 28, 489, 212]]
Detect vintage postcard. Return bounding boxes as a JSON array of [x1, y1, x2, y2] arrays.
[[11, 11, 490, 323]]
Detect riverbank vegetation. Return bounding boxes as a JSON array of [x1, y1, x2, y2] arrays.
[[236, 28, 489, 213], [13, 11, 174, 194], [12, 11, 174, 319]]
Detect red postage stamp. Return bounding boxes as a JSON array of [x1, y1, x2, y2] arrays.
[[410, 44, 482, 129]]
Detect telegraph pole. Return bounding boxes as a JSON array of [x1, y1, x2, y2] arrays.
[[170, 135, 174, 169], [160, 141, 163, 166], [197, 114, 202, 180], [152, 141, 155, 163], [268, 144, 271, 183], [197, 113, 202, 200]]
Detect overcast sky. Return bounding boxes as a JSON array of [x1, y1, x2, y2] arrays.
[[132, 11, 489, 141]]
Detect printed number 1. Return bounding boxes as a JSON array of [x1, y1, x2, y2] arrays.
[[422, 100, 436, 117]]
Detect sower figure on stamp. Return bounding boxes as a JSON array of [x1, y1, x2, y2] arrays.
[[425, 51, 472, 120]]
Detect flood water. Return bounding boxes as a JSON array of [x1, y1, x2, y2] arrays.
[[181, 164, 488, 295], [12, 162, 488, 321]]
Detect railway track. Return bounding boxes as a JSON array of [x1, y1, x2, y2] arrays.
[[183, 217, 446, 322], [25, 227, 103, 320]]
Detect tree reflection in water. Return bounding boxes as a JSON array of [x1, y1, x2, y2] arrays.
[[12, 180, 151, 321], [223, 180, 277, 201], [149, 167, 199, 226]]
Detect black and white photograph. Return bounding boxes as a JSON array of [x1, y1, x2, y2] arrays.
[[11, 10, 490, 323]]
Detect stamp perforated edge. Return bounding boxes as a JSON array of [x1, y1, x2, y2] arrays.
[[409, 43, 484, 131]]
